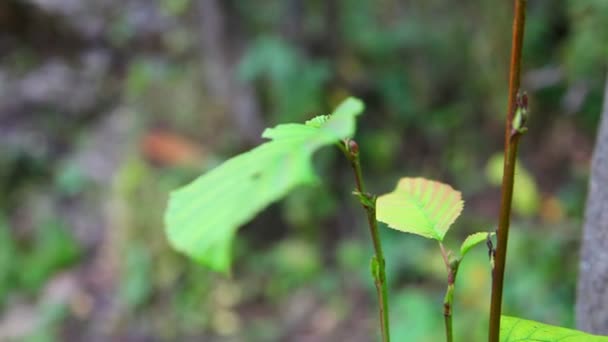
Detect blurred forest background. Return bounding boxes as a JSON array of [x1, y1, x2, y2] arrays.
[[0, 0, 607, 341]]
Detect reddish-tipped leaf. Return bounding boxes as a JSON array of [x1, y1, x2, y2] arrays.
[[376, 178, 464, 241]]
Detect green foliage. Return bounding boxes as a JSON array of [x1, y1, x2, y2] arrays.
[[305, 115, 331, 128], [165, 97, 364, 272], [119, 244, 152, 309], [486, 153, 540, 217], [2, 1, 602, 339], [460, 232, 494, 258], [390, 289, 443, 342], [564, 1, 608, 79], [54, 162, 88, 196], [0, 213, 81, 307], [160, 0, 191, 16], [0, 215, 15, 306], [282, 185, 338, 234], [24, 301, 69, 342], [238, 37, 330, 122], [20, 219, 81, 291], [500, 316, 608, 342], [261, 238, 322, 297], [376, 177, 464, 241], [503, 226, 577, 326]]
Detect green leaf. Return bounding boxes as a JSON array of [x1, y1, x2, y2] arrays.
[[164, 97, 364, 273], [376, 177, 464, 241], [305, 115, 331, 128], [501, 316, 608, 341], [460, 232, 494, 258]]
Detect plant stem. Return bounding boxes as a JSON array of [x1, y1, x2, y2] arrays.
[[444, 284, 455, 342], [488, 1, 527, 341], [440, 242, 458, 342], [342, 139, 390, 342]]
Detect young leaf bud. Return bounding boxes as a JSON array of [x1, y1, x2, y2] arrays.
[[512, 91, 529, 135]]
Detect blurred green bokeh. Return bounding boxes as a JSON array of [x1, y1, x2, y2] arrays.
[[0, 0, 605, 340]]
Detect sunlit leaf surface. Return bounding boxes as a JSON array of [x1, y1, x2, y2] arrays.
[[376, 178, 463, 241], [501, 316, 608, 342]]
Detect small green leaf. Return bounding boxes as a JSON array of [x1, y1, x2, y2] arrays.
[[376, 178, 464, 241], [165, 97, 364, 273], [512, 108, 528, 134], [460, 232, 495, 258], [512, 91, 529, 134], [501, 316, 608, 342]]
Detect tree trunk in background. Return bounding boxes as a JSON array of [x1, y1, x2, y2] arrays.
[[576, 74, 608, 333]]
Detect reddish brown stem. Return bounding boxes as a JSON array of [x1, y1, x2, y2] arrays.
[[488, 1, 527, 341]]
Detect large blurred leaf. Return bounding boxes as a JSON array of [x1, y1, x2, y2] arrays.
[[376, 178, 463, 241], [165, 98, 364, 273], [501, 316, 608, 341]]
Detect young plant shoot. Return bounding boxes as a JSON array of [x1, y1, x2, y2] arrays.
[[376, 178, 494, 342], [164, 94, 608, 341]]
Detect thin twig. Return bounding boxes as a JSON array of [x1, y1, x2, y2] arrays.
[[341, 139, 390, 342], [488, 1, 528, 341]]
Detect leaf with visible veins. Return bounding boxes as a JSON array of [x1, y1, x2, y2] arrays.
[[376, 178, 463, 241], [164, 98, 364, 273]]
